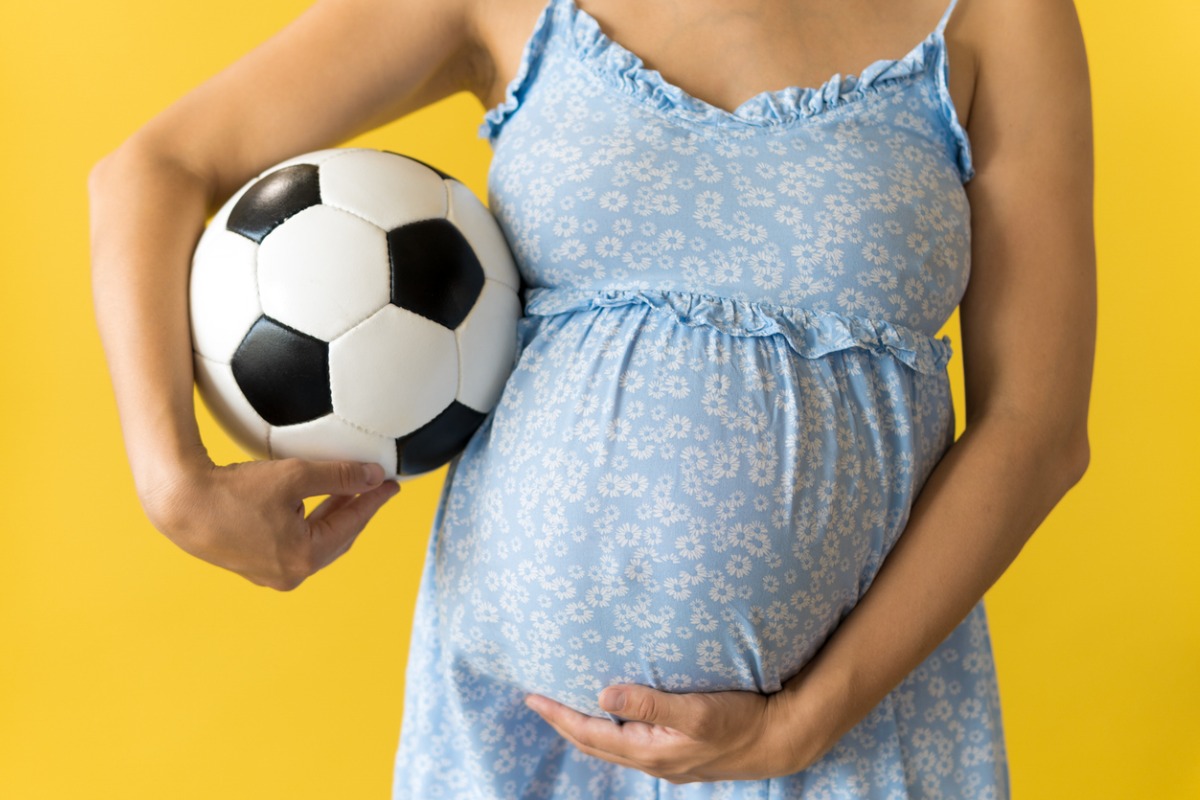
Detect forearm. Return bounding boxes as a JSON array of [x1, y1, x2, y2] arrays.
[[88, 144, 216, 503], [779, 413, 1089, 767]]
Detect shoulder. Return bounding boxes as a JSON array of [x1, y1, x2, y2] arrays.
[[970, 0, 1088, 54], [944, 0, 1089, 136], [975, 0, 1089, 81], [964, 0, 1090, 139]]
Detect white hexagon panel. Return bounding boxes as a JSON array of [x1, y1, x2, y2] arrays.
[[318, 149, 448, 231], [257, 205, 390, 341], [329, 305, 459, 438], [270, 415, 398, 476]]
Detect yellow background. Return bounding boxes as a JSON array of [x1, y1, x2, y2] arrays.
[[1, 0, 1197, 797]]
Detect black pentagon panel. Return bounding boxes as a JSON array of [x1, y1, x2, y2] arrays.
[[388, 219, 485, 329], [383, 150, 458, 182], [396, 401, 487, 476], [226, 164, 322, 243], [231, 316, 331, 426]]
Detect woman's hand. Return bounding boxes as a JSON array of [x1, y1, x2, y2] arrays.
[[144, 455, 399, 591], [524, 681, 820, 784]]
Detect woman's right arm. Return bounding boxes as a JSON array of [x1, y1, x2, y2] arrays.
[[88, 0, 491, 590]]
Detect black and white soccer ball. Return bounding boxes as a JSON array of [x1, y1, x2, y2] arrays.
[[189, 148, 521, 481]]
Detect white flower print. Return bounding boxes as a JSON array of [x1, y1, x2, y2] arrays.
[[598, 190, 628, 211], [657, 228, 685, 251], [552, 216, 579, 237], [594, 235, 622, 257]]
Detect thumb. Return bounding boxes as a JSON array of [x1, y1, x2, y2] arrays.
[[284, 458, 386, 499], [599, 685, 690, 730]]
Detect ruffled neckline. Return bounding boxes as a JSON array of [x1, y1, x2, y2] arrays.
[[478, 0, 974, 178], [563, 0, 941, 127]]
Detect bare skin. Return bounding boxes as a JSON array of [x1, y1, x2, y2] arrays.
[[478, 0, 977, 126], [89, 0, 1093, 780]]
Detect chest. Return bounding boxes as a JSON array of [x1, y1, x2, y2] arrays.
[[481, 0, 976, 128]]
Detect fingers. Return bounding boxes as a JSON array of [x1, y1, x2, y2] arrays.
[[283, 458, 387, 500], [261, 480, 399, 590], [305, 480, 400, 570], [306, 492, 357, 522], [528, 689, 779, 782], [525, 693, 708, 782], [304, 476, 399, 549], [524, 695, 652, 769]]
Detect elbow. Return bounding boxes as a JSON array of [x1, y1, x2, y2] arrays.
[[975, 406, 1091, 492], [87, 140, 146, 195], [88, 139, 214, 202], [986, 413, 1090, 492], [1025, 408, 1091, 490], [87, 142, 216, 279], [87, 150, 136, 286], [1061, 411, 1091, 486], [87, 151, 120, 200], [1060, 435, 1090, 489], [87, 152, 122, 285], [87, 146, 141, 211]]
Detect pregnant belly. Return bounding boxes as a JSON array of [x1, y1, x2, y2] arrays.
[[433, 298, 950, 718]]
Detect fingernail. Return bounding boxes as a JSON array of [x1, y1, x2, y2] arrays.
[[523, 694, 542, 712], [362, 463, 384, 485], [600, 688, 625, 712]]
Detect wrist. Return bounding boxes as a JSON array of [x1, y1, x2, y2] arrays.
[[130, 436, 213, 529], [772, 659, 855, 772]]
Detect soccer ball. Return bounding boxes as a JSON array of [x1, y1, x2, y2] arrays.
[[189, 148, 521, 481]]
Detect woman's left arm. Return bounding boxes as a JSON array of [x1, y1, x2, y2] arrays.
[[524, 0, 1096, 782]]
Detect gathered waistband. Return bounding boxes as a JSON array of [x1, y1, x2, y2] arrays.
[[522, 287, 954, 376]]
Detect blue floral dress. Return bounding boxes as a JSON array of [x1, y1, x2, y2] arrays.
[[394, 0, 1010, 796]]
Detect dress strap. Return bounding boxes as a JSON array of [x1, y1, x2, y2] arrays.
[[935, 0, 962, 35], [478, 0, 559, 141]]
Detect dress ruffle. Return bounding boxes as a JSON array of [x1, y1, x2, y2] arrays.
[[478, 0, 558, 140], [523, 287, 954, 375], [930, 31, 976, 182], [564, 0, 935, 127], [480, 0, 975, 183]]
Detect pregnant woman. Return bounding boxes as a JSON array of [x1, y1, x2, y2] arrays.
[[88, 0, 1095, 797]]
